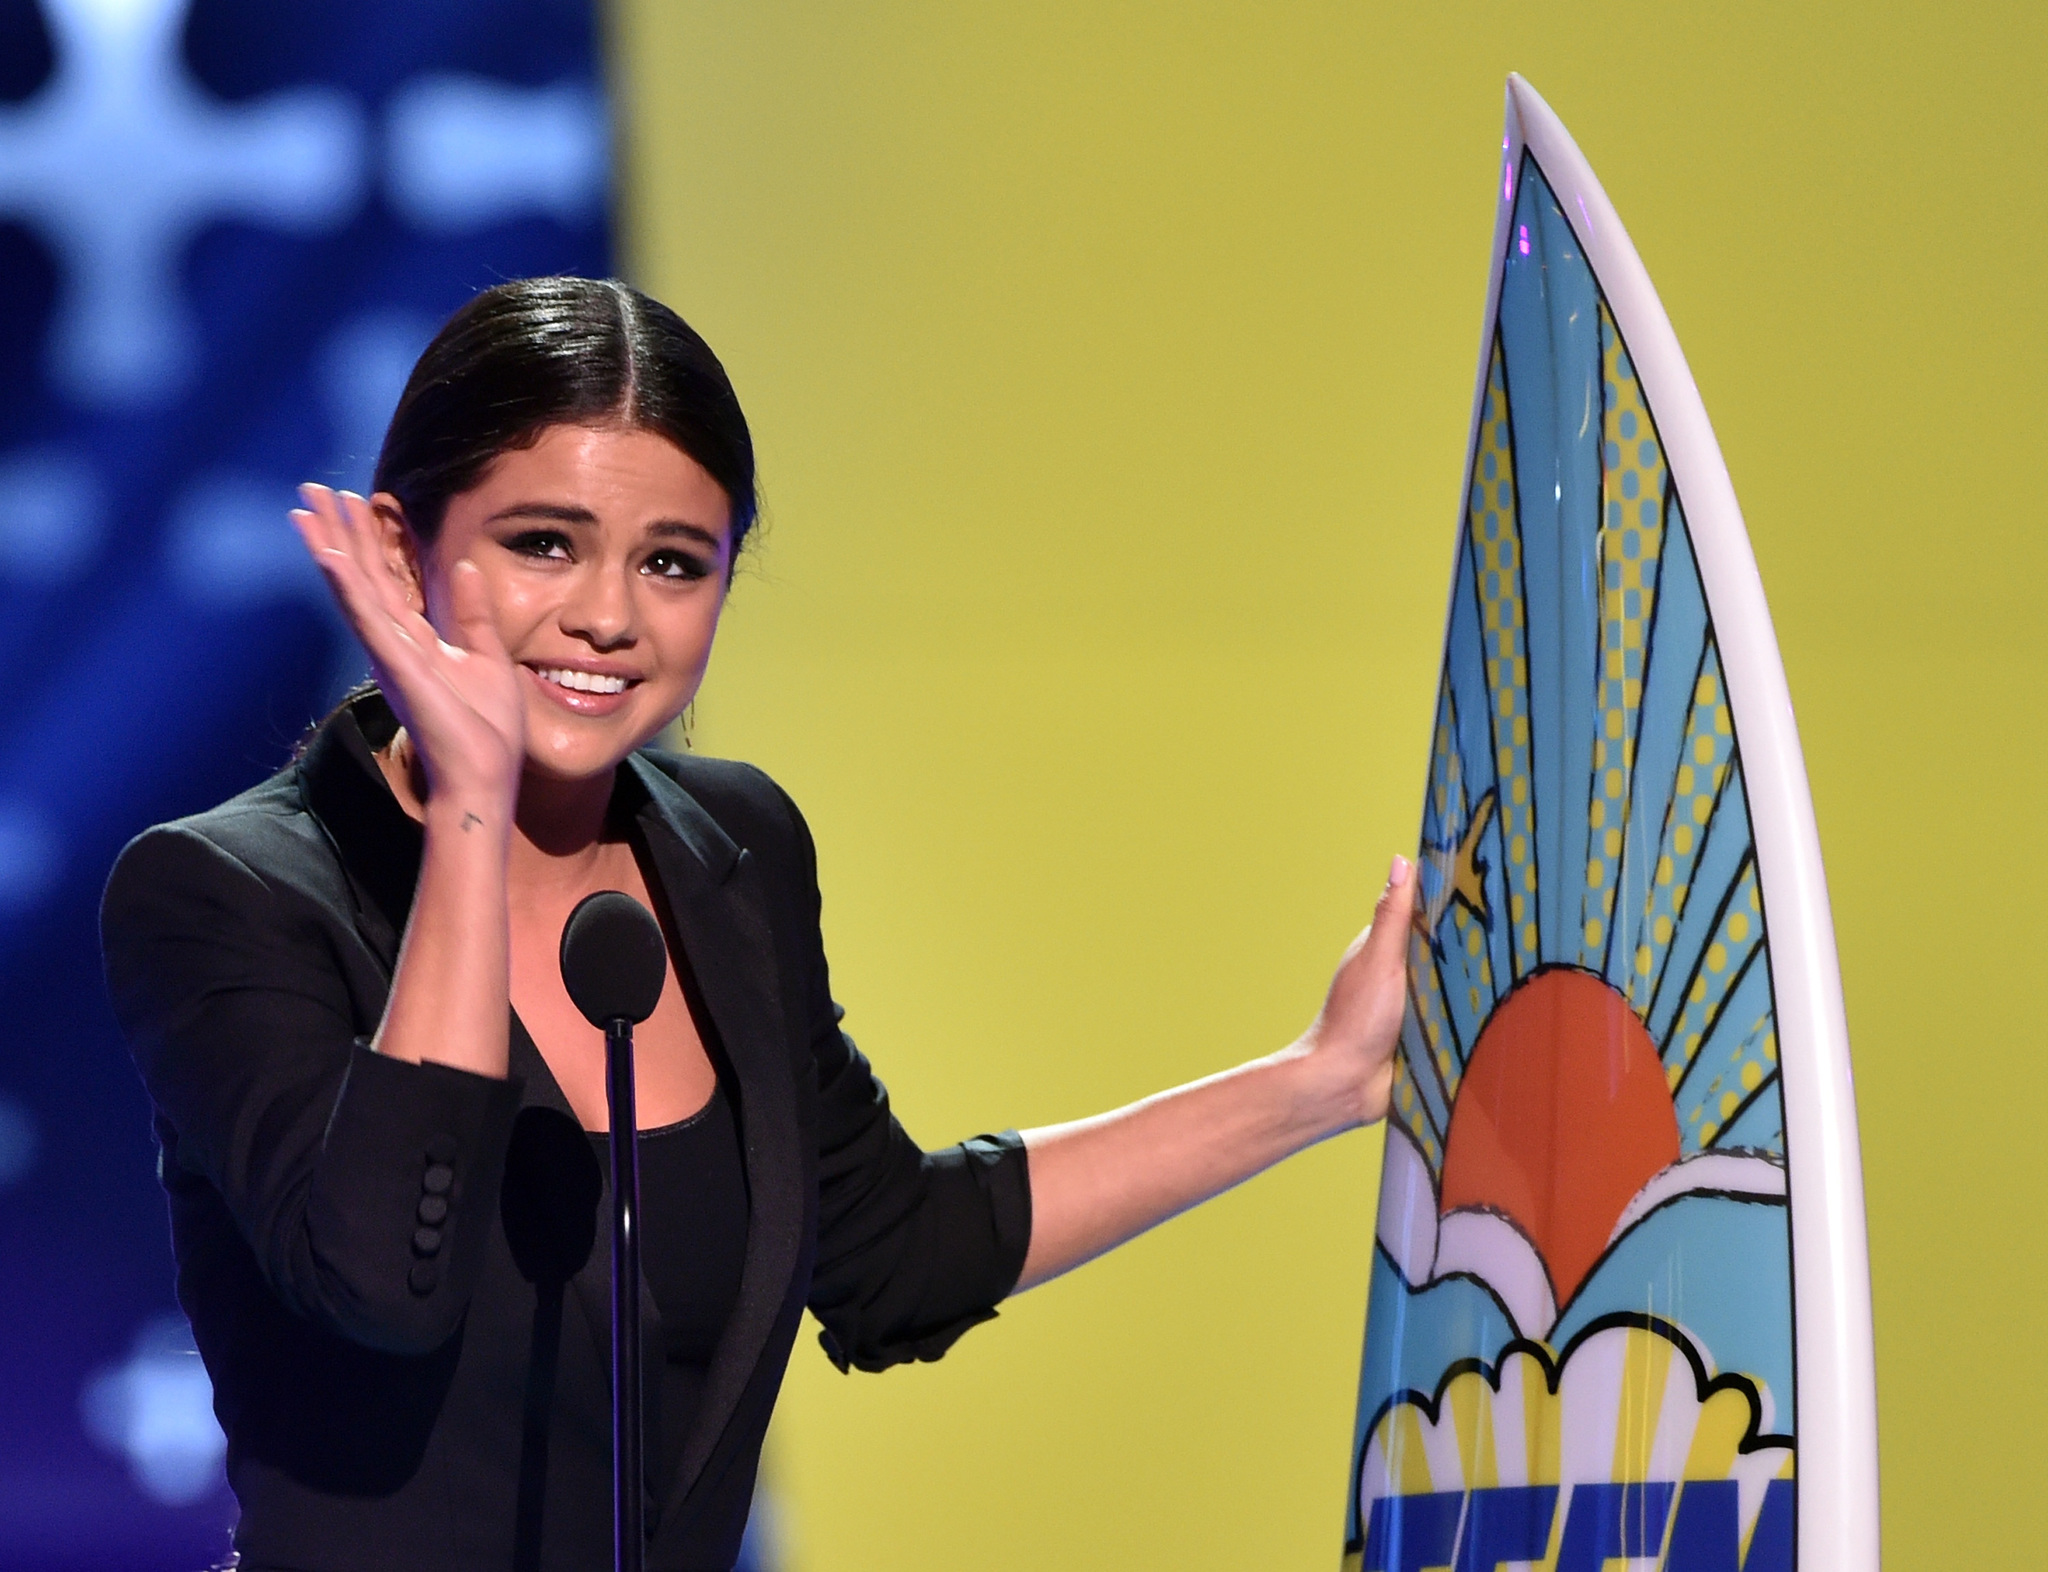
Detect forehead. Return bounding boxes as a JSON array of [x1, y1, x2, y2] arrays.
[[462, 423, 733, 538]]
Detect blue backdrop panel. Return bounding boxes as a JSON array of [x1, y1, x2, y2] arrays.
[[0, 2, 608, 1566]]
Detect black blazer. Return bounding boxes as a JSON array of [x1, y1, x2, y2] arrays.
[[101, 692, 1031, 1572]]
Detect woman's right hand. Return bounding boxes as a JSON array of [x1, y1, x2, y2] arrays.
[[292, 485, 526, 823]]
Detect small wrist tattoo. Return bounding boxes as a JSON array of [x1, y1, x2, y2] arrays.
[[461, 812, 484, 832]]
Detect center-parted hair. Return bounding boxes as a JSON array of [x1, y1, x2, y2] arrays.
[[373, 277, 758, 555]]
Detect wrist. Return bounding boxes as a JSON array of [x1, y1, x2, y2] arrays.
[[422, 796, 515, 847], [1268, 1038, 1368, 1144]]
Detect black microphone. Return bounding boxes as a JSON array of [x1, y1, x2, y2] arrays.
[[560, 891, 666, 1572], [561, 890, 667, 1030]]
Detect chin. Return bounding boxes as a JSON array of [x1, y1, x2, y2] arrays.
[[529, 707, 686, 780], [524, 723, 639, 784]]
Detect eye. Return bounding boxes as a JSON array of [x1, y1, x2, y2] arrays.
[[643, 548, 713, 582], [503, 529, 572, 561]]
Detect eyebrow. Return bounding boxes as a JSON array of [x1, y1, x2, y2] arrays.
[[485, 502, 725, 552]]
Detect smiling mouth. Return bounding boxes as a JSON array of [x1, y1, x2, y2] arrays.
[[530, 665, 636, 695]]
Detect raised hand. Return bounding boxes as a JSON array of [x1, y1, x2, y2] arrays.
[[291, 485, 526, 822]]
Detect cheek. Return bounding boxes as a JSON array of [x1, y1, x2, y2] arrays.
[[651, 592, 725, 672], [468, 571, 554, 647]]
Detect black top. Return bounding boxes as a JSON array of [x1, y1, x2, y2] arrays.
[[597, 1085, 752, 1487], [99, 690, 1032, 1572]]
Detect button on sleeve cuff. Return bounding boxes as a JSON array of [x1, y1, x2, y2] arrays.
[[299, 1042, 524, 1354]]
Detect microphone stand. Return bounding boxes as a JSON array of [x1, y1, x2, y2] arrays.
[[605, 1015, 645, 1572], [560, 888, 666, 1572]]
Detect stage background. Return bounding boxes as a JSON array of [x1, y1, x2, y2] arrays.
[[0, 2, 616, 1566], [616, 3, 2044, 1569]]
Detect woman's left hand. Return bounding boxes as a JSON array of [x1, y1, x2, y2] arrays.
[[1014, 853, 1420, 1290], [1297, 855, 1417, 1130]]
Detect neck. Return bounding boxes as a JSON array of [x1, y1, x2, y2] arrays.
[[512, 765, 617, 864], [378, 730, 624, 884]]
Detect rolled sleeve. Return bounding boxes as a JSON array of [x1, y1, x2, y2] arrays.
[[804, 1018, 1032, 1373], [812, 1129, 1032, 1373]]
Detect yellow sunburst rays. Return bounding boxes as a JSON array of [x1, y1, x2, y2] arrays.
[[1470, 335, 1538, 981], [1627, 653, 1736, 1019], [1580, 305, 1667, 972], [1667, 861, 1771, 1146], [1610, 1317, 1679, 1486]]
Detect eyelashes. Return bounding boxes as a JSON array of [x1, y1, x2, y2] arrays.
[[503, 529, 571, 560], [643, 549, 713, 581], [500, 531, 713, 581]]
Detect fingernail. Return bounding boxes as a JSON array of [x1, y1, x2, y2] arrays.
[[1389, 854, 1410, 887]]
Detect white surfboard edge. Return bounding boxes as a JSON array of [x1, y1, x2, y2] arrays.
[[1431, 73, 1882, 1569]]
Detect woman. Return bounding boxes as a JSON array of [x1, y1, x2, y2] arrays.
[[101, 277, 1415, 1571]]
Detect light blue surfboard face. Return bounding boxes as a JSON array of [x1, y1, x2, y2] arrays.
[[1344, 154, 1795, 1571]]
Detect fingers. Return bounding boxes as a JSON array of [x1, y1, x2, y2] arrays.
[[292, 486, 432, 682], [1357, 854, 1416, 969]]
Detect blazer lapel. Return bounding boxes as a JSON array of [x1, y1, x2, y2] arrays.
[[294, 693, 422, 973], [627, 758, 805, 1516]]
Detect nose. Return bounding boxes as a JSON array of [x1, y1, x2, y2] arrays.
[[560, 558, 636, 650]]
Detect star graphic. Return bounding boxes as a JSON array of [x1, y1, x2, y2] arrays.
[[1418, 787, 1496, 955]]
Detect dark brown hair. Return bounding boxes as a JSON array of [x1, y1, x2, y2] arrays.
[[373, 276, 757, 552]]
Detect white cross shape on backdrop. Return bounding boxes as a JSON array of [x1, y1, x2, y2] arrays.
[[0, 0, 368, 407]]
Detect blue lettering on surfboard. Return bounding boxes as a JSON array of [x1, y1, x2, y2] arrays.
[[1455, 1485, 1556, 1569], [1558, 1481, 1675, 1568], [1364, 1480, 1794, 1571], [1362, 1491, 1462, 1572]]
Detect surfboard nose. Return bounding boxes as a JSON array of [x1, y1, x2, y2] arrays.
[[1504, 72, 1542, 149]]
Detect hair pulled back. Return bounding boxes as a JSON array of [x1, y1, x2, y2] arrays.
[[373, 277, 757, 553]]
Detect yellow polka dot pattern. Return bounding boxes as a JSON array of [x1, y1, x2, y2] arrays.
[[1579, 304, 1666, 969], [1449, 904, 1492, 1024], [1626, 646, 1735, 1018], [1470, 335, 1538, 981], [1389, 1050, 1441, 1171], [1663, 855, 1765, 1119], [1684, 1004, 1781, 1149]]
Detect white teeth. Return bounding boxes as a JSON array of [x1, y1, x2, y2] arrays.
[[537, 667, 629, 695]]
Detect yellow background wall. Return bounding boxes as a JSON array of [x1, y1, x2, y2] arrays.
[[614, 4, 2044, 1567]]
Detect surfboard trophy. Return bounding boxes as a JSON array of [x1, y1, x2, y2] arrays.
[[1342, 76, 1878, 1572]]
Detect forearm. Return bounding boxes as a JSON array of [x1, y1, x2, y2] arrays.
[[372, 799, 512, 1079], [1014, 1044, 1361, 1292]]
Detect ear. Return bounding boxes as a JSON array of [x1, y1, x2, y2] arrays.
[[369, 492, 425, 611]]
